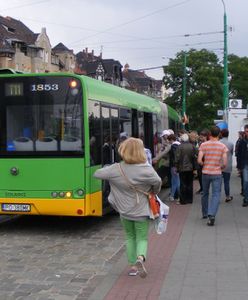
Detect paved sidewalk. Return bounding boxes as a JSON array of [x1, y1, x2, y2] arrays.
[[89, 174, 248, 300]]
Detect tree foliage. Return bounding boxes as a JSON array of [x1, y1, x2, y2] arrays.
[[228, 54, 248, 106], [163, 49, 223, 131]]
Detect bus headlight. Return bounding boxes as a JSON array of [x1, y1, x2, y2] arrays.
[[77, 189, 85, 197], [51, 192, 58, 198], [59, 192, 65, 198], [65, 192, 72, 198]]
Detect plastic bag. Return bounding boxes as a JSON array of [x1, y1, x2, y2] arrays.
[[154, 196, 169, 234]]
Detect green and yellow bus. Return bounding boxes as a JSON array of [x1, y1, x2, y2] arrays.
[[0, 72, 180, 217]]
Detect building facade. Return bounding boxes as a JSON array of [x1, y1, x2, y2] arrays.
[[0, 16, 74, 73]]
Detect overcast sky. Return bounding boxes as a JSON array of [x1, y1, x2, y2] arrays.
[[0, 0, 247, 79]]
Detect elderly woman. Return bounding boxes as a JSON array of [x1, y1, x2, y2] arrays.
[[94, 138, 161, 278]]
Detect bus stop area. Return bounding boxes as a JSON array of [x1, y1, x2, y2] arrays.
[[89, 173, 248, 300]]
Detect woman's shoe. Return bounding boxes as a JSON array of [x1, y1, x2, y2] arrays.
[[135, 257, 147, 278], [128, 268, 138, 276]]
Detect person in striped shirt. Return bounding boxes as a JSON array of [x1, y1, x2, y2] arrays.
[[197, 126, 228, 226]]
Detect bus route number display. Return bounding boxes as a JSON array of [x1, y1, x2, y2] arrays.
[[5, 83, 23, 96], [30, 84, 59, 92]]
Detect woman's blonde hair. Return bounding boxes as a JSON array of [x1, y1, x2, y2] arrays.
[[118, 137, 147, 164]]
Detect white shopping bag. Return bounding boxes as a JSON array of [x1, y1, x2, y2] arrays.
[[155, 196, 169, 234]]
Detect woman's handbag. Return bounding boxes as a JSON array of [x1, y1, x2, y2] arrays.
[[118, 163, 160, 218], [148, 193, 160, 218]]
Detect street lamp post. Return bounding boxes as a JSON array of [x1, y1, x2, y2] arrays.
[[221, 0, 229, 116], [182, 52, 187, 128]]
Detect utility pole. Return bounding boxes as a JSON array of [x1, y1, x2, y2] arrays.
[[182, 52, 187, 128], [221, 0, 229, 117]]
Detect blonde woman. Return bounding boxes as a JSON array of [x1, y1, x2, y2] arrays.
[[94, 138, 161, 278]]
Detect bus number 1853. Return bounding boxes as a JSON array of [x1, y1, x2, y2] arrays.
[[30, 84, 59, 92]]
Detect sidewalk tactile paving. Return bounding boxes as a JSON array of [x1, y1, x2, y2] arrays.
[[104, 202, 191, 300]]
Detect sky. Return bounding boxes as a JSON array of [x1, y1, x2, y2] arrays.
[[0, 0, 247, 79]]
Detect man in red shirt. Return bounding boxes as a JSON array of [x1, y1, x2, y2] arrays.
[[197, 126, 227, 226]]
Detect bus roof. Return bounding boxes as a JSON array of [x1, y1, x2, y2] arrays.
[[0, 72, 180, 119], [81, 75, 162, 114], [0, 68, 24, 74], [167, 105, 180, 121]]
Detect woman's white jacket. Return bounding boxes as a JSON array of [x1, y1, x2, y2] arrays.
[[94, 162, 161, 220]]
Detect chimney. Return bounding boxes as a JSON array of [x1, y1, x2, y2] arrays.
[[41, 27, 46, 34], [123, 63, 129, 73]]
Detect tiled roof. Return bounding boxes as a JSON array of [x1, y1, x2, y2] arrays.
[[122, 68, 162, 93], [0, 16, 37, 45], [101, 59, 122, 76], [76, 51, 122, 78], [76, 50, 98, 63], [52, 42, 73, 53]]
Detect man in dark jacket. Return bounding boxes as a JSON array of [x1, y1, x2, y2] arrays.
[[236, 124, 248, 206], [235, 130, 244, 196], [175, 133, 196, 204]]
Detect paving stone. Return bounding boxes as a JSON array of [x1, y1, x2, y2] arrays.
[[0, 212, 124, 299]]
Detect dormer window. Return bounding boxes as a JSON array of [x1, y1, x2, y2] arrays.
[[2, 24, 15, 33]]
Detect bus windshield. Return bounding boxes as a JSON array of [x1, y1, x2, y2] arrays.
[[0, 76, 83, 156]]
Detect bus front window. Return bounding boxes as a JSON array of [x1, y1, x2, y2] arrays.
[[2, 76, 83, 155]]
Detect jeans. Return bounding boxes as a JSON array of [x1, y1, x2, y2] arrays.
[[242, 165, 248, 202], [197, 166, 203, 191], [170, 167, 180, 198], [120, 217, 149, 265], [201, 174, 222, 217], [222, 172, 231, 197]]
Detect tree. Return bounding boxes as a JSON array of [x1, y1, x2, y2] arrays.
[[228, 54, 248, 106], [163, 49, 223, 131]]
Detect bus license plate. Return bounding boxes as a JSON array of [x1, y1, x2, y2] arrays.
[[1, 203, 31, 212]]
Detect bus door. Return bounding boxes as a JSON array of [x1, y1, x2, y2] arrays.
[[101, 106, 119, 209]]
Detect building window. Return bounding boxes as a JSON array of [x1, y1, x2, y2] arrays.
[[96, 64, 104, 81]]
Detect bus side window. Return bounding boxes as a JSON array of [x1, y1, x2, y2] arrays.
[[144, 112, 154, 156], [131, 109, 138, 138], [138, 111, 144, 138], [101, 105, 120, 165], [152, 113, 159, 156], [119, 108, 131, 138], [88, 100, 101, 165]]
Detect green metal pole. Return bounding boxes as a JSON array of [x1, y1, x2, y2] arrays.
[[222, 1, 228, 116], [182, 52, 187, 128]]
